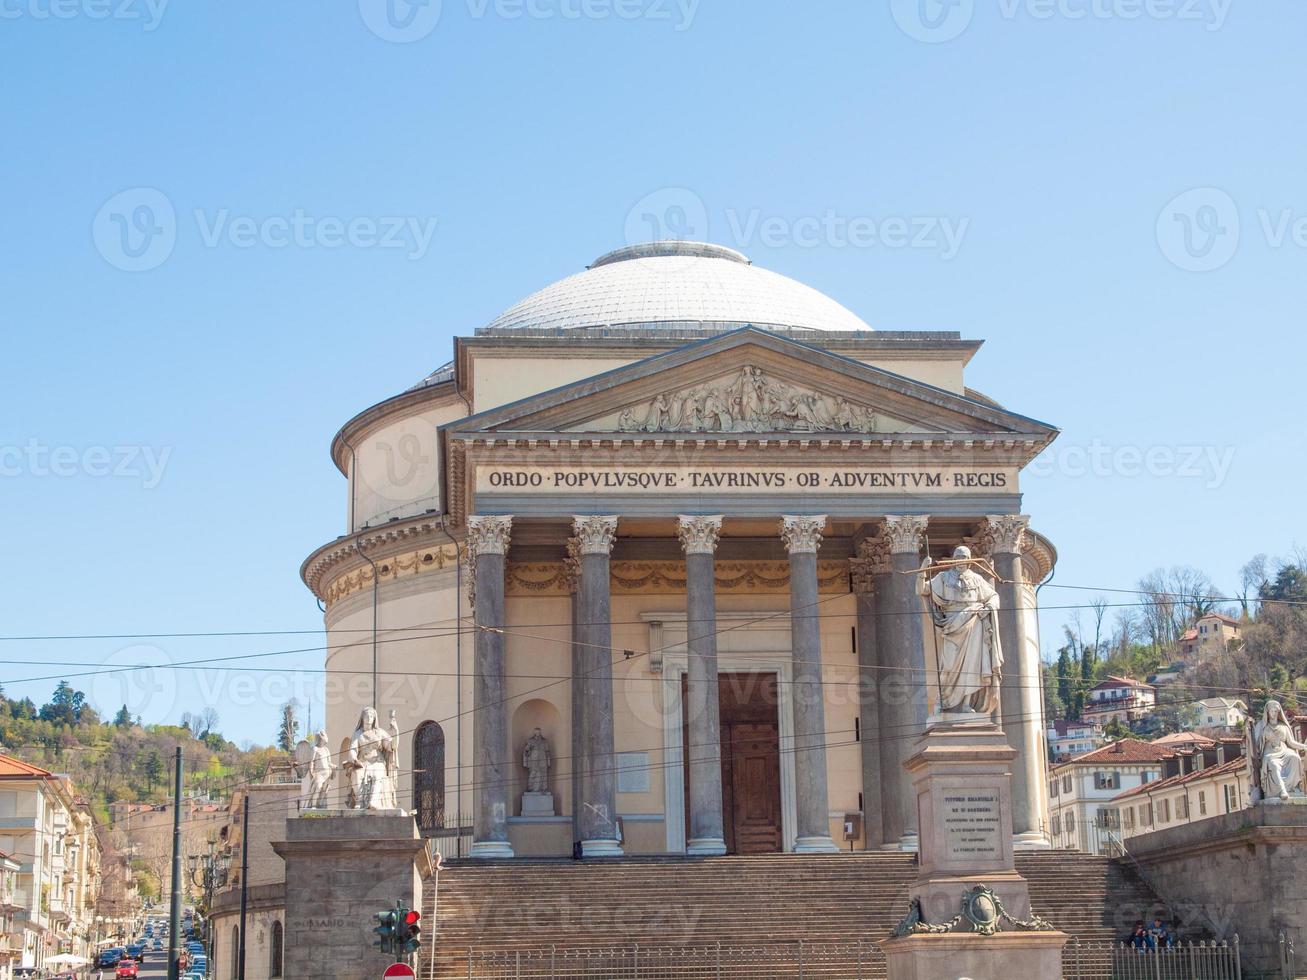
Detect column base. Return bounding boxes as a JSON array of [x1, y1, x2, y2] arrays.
[[1013, 830, 1052, 850], [686, 837, 727, 856], [468, 839, 515, 859], [581, 838, 624, 858], [793, 835, 840, 854], [898, 833, 920, 853]]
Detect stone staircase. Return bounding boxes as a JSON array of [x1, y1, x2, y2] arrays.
[[420, 851, 1172, 978]]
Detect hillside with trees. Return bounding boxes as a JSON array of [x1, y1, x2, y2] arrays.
[[0, 682, 282, 823], [1044, 550, 1307, 734]]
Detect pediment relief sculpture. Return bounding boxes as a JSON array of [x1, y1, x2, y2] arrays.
[[612, 366, 880, 434]]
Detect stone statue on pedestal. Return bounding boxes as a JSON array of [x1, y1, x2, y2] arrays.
[[345, 707, 399, 811], [520, 728, 556, 817], [296, 731, 336, 811], [917, 545, 1003, 717], [1247, 699, 1307, 802]]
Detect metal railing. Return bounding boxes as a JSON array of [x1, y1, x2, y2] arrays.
[[453, 940, 887, 979], [425, 813, 475, 861], [1063, 936, 1242, 980], [1279, 931, 1295, 979]]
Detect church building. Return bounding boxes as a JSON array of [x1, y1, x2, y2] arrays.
[[300, 240, 1060, 859]]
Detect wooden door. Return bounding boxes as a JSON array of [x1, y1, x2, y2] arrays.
[[726, 722, 782, 853]]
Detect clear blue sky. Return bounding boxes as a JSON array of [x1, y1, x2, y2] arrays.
[[2, 1, 1303, 742]]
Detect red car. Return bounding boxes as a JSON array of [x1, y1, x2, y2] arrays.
[[116, 961, 139, 979]]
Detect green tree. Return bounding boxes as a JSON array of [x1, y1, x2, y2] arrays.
[[113, 705, 133, 728], [1056, 647, 1074, 716], [143, 751, 164, 792], [276, 701, 299, 752]]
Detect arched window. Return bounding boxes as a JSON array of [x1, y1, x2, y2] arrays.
[[413, 721, 446, 834], [270, 920, 284, 978], [231, 926, 240, 980]]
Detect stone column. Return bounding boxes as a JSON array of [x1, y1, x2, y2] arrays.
[[467, 515, 514, 859], [565, 536, 584, 852], [982, 514, 1049, 848], [678, 515, 726, 855], [780, 515, 839, 853], [877, 514, 930, 850], [573, 515, 623, 857], [850, 535, 890, 850]]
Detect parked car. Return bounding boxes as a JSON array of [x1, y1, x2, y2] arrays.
[[126, 941, 146, 961], [99, 947, 126, 968]]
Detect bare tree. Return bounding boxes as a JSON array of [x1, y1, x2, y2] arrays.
[[198, 706, 220, 738], [1239, 554, 1270, 619], [1089, 595, 1109, 657]]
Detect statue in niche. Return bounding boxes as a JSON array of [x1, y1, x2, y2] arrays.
[[345, 707, 399, 810], [520, 728, 556, 817], [523, 728, 551, 794], [1248, 700, 1307, 802], [917, 545, 1004, 716]]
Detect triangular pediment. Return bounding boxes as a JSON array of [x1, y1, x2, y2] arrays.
[[444, 327, 1056, 441]]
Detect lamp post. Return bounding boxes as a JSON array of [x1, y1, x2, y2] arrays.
[[188, 847, 229, 969]]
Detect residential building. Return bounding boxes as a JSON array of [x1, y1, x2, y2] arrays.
[[0, 755, 102, 972], [1110, 738, 1247, 842], [1196, 697, 1248, 733], [1046, 719, 1105, 762], [1082, 676, 1157, 725], [1047, 739, 1173, 854], [1178, 613, 1242, 659], [0, 852, 21, 980]]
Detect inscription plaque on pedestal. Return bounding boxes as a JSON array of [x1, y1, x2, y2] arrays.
[[941, 792, 1002, 863]]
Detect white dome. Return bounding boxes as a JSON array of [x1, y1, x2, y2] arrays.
[[483, 242, 872, 333]]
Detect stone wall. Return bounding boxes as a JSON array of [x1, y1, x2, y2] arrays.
[[1127, 804, 1307, 975]]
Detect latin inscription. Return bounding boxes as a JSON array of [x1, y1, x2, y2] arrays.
[[941, 792, 1002, 862], [477, 465, 1015, 495]]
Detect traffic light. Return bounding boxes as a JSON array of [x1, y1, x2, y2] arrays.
[[400, 909, 422, 955], [373, 906, 401, 955]]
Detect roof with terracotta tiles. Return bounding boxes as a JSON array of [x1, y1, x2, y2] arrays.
[[1111, 756, 1246, 801], [0, 754, 54, 779], [1052, 739, 1175, 768]]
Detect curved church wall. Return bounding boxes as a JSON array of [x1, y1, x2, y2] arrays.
[[324, 564, 472, 824], [344, 398, 465, 533]]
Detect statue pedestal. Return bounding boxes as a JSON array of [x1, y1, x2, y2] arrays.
[[521, 791, 556, 817], [273, 811, 426, 979], [879, 720, 1067, 978]]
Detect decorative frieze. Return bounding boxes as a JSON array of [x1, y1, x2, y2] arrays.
[[571, 515, 619, 555], [506, 560, 850, 596], [322, 543, 462, 607], [779, 515, 826, 555], [676, 515, 724, 556], [880, 514, 929, 555], [616, 366, 879, 434]]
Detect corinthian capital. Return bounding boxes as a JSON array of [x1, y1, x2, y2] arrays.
[[780, 515, 826, 555], [572, 515, 619, 555], [849, 536, 891, 594], [466, 515, 513, 557], [880, 515, 929, 555], [983, 514, 1030, 556], [677, 515, 723, 556]]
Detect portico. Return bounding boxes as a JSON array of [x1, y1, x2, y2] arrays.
[[301, 241, 1061, 861]]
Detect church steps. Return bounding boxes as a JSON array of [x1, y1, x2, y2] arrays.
[[420, 851, 1170, 978]]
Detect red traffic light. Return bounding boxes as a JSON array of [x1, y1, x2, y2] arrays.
[[403, 910, 421, 926]]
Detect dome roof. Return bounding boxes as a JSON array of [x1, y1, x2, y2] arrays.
[[482, 241, 872, 334]]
